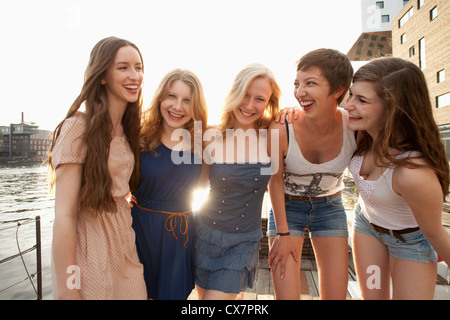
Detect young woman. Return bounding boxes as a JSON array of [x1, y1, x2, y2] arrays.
[[345, 57, 450, 299], [49, 36, 147, 299], [130, 69, 208, 300], [267, 49, 355, 299], [195, 63, 281, 300]]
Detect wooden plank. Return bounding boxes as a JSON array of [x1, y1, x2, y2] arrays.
[[304, 271, 319, 297]]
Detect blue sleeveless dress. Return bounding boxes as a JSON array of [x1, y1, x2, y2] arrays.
[[194, 163, 271, 294], [131, 144, 202, 300]]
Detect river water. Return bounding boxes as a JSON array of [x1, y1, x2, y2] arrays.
[[0, 164, 54, 300], [0, 164, 361, 300]]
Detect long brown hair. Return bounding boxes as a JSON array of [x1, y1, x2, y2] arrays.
[[353, 57, 449, 197], [140, 69, 208, 156], [49, 36, 144, 214]]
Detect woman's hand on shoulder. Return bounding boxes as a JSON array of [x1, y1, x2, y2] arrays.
[[275, 107, 301, 124]]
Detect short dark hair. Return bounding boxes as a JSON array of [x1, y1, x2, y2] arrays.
[[297, 48, 353, 104]]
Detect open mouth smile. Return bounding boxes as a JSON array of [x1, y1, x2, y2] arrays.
[[124, 84, 139, 94], [349, 114, 363, 121], [168, 111, 186, 120], [300, 100, 314, 110], [239, 108, 256, 118]]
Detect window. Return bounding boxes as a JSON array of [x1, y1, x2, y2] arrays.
[[419, 37, 426, 70], [382, 15, 390, 23], [437, 92, 450, 108], [418, 0, 424, 9], [376, 1, 384, 9], [439, 124, 450, 163], [409, 46, 415, 57], [430, 6, 438, 20], [401, 33, 406, 44], [399, 7, 414, 27], [438, 70, 446, 83]]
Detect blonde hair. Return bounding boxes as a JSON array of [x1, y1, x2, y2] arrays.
[[140, 69, 208, 155], [219, 63, 281, 135], [48, 36, 144, 214]]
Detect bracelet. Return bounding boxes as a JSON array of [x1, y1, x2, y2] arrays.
[[276, 232, 290, 236]]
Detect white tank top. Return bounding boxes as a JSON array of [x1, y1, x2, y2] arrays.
[[284, 108, 357, 197], [349, 151, 421, 230]]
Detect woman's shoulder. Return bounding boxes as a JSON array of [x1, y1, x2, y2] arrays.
[[52, 112, 88, 168], [61, 111, 88, 132]]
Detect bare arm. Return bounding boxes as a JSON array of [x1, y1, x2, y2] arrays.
[[52, 163, 82, 299], [267, 121, 298, 278], [394, 164, 450, 267]]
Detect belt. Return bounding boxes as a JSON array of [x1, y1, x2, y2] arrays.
[[284, 192, 341, 202], [130, 195, 191, 248], [369, 222, 420, 243]]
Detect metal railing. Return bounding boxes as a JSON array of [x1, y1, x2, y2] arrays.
[[0, 216, 42, 299]]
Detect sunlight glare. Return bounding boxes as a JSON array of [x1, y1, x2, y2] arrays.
[[192, 187, 209, 213]]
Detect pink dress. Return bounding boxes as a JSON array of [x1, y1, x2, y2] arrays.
[[52, 112, 147, 299]]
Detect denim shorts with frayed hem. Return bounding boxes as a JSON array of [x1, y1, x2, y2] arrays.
[[267, 194, 348, 238], [353, 204, 437, 264]]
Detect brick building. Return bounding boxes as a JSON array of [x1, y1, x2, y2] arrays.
[[392, 0, 450, 158], [392, 0, 450, 123], [0, 113, 52, 163], [347, 0, 407, 61]]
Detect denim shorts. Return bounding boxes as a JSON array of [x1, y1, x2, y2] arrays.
[[267, 194, 348, 238], [353, 204, 438, 264]]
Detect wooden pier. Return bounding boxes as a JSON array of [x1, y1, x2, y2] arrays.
[[189, 173, 450, 300]]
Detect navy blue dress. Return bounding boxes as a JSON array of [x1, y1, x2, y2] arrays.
[[195, 163, 271, 294], [131, 144, 202, 300]]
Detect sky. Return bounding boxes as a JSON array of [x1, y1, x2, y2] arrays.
[[0, 0, 363, 130]]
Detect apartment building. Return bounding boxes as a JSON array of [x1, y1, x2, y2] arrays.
[[392, 0, 450, 123], [392, 0, 450, 156], [347, 0, 407, 61]]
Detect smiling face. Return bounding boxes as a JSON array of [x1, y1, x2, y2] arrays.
[[160, 79, 193, 131], [294, 67, 340, 116], [232, 77, 273, 130], [344, 80, 386, 139], [101, 45, 143, 107]]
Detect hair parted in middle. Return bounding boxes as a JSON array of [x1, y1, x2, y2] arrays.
[[140, 68, 208, 155], [48, 36, 144, 214], [219, 63, 281, 135]]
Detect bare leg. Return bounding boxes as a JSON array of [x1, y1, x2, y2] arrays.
[[311, 236, 349, 299], [352, 230, 390, 299], [202, 289, 237, 300], [390, 256, 436, 300], [196, 284, 205, 300], [269, 235, 303, 300]]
